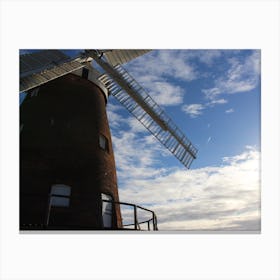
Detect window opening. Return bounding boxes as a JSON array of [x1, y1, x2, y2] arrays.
[[50, 184, 71, 207], [45, 184, 72, 227], [102, 193, 113, 228], [82, 68, 89, 79], [99, 134, 109, 152]]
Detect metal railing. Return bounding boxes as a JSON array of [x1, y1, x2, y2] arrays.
[[102, 199, 158, 231], [20, 192, 158, 231]]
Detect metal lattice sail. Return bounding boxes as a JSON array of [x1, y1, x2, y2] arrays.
[[94, 60, 197, 168], [20, 50, 89, 92], [20, 49, 198, 168]]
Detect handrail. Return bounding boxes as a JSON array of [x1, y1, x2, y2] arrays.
[[102, 199, 158, 231], [20, 192, 158, 231]]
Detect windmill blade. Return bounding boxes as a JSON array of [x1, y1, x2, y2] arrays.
[[19, 49, 151, 93], [20, 50, 90, 92], [100, 49, 152, 66], [87, 51, 198, 169]]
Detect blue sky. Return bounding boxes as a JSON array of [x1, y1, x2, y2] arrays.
[[123, 50, 260, 169], [105, 50, 261, 230], [20, 49, 261, 231]]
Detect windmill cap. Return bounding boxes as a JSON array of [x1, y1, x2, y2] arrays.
[[72, 64, 109, 103]]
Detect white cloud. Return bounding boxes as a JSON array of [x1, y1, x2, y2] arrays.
[[225, 108, 234, 114], [123, 50, 260, 116], [107, 105, 260, 231], [182, 98, 228, 119], [202, 50, 261, 100], [118, 146, 261, 231], [157, 50, 198, 81], [186, 50, 223, 66], [128, 50, 197, 82], [134, 79, 185, 106], [107, 107, 167, 182], [124, 50, 198, 107], [182, 103, 205, 118], [197, 50, 222, 65], [208, 98, 228, 106], [127, 117, 148, 133], [106, 102, 126, 128], [151, 81, 184, 106]]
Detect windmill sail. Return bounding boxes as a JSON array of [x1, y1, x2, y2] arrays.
[[100, 49, 152, 66], [19, 49, 198, 168], [88, 51, 198, 168], [20, 50, 89, 92], [20, 50, 151, 93]]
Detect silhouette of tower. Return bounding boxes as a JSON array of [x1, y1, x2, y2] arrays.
[[20, 66, 122, 229]]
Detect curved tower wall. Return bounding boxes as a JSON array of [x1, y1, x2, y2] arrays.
[[20, 68, 122, 229]]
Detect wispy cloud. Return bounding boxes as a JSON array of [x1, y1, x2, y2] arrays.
[[128, 50, 198, 82], [150, 81, 184, 106], [225, 108, 234, 114], [106, 103, 126, 128], [125, 50, 198, 107], [107, 105, 260, 231], [202, 50, 261, 100], [197, 50, 222, 65], [182, 99, 228, 118], [126, 50, 260, 113], [185, 50, 223, 66], [107, 103, 168, 182], [181, 50, 260, 118], [118, 146, 260, 231], [182, 103, 205, 118], [208, 98, 228, 106]]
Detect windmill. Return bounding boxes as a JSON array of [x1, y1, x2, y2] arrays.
[[20, 49, 198, 231]]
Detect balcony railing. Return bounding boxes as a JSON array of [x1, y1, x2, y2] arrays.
[[20, 193, 158, 231], [103, 199, 158, 231]]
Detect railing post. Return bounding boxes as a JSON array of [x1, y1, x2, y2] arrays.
[[155, 215, 158, 230], [45, 194, 52, 228], [134, 205, 138, 230]]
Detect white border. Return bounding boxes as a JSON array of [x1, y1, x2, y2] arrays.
[[1, 0, 279, 279]]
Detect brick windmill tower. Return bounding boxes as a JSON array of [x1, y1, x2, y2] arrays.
[[20, 50, 198, 230]]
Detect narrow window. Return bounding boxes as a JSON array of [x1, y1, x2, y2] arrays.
[[101, 193, 113, 228], [50, 184, 71, 207], [82, 68, 89, 79], [99, 134, 109, 152]]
